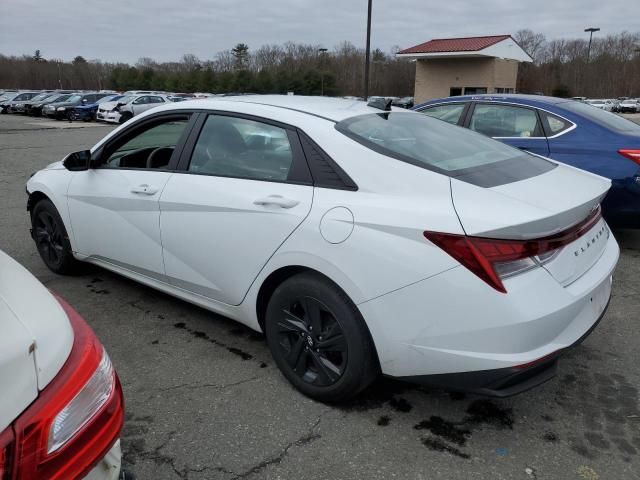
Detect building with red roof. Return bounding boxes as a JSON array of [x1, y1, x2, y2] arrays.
[[396, 35, 532, 102]]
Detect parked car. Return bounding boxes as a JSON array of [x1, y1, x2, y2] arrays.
[[8, 91, 56, 114], [585, 99, 614, 111], [27, 96, 618, 401], [72, 94, 125, 122], [43, 93, 111, 120], [392, 96, 415, 109], [0, 91, 40, 114], [96, 94, 170, 124], [618, 98, 639, 113], [0, 249, 123, 479], [414, 94, 640, 227], [26, 92, 74, 116]]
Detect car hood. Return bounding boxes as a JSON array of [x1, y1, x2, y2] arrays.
[[0, 251, 73, 430], [98, 101, 122, 110], [75, 103, 98, 110], [47, 101, 79, 108]]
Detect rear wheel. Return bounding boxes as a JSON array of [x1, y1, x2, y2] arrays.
[[119, 112, 132, 124], [31, 199, 83, 274], [265, 272, 378, 402]]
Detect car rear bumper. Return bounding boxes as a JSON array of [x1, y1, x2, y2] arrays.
[[84, 439, 122, 480], [358, 229, 619, 387], [398, 296, 609, 397]]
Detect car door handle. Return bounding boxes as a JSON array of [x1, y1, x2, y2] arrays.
[[253, 195, 300, 209], [131, 184, 159, 195]]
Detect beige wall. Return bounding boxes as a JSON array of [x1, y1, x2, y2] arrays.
[[413, 57, 519, 103]]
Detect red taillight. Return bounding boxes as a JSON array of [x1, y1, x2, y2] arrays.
[[9, 295, 123, 480], [618, 149, 640, 165], [0, 428, 14, 480], [424, 206, 602, 293]]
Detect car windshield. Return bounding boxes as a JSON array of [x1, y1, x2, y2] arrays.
[[98, 95, 123, 104], [336, 112, 556, 187], [30, 93, 52, 101], [48, 94, 71, 103], [64, 94, 82, 103], [117, 95, 135, 104], [561, 100, 640, 133]]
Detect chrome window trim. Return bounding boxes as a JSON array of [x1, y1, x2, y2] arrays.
[[416, 100, 578, 139]]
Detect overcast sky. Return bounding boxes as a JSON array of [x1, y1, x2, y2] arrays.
[[1, 0, 638, 63]]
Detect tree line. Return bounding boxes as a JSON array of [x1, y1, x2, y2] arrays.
[[0, 42, 415, 97], [514, 30, 640, 97], [1, 32, 638, 98]]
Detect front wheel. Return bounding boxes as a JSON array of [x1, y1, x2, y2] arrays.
[[265, 272, 379, 402], [119, 112, 132, 124], [31, 199, 83, 274]]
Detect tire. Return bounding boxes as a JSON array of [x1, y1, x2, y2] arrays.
[[31, 199, 83, 275], [265, 272, 379, 402], [119, 112, 132, 124]]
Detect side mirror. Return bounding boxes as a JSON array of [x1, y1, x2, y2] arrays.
[[82, 98, 88, 104], [63, 150, 91, 171]]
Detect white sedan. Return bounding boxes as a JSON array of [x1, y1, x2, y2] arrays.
[[0, 250, 123, 479], [26, 96, 619, 401], [96, 94, 170, 124]]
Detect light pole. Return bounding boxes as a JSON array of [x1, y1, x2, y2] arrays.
[[318, 47, 328, 96], [584, 27, 600, 62], [364, 0, 372, 100]]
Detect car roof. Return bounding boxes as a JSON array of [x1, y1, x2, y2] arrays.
[[161, 95, 405, 122], [416, 94, 573, 108]]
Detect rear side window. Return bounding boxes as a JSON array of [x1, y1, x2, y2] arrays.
[[417, 103, 466, 125], [188, 115, 294, 182], [335, 112, 556, 187], [560, 100, 640, 133], [541, 112, 573, 135], [469, 104, 543, 138]]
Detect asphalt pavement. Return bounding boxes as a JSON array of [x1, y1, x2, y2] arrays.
[[1, 113, 639, 480]]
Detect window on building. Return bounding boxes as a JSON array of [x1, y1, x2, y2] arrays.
[[464, 87, 487, 95], [494, 88, 514, 94], [449, 87, 463, 96]]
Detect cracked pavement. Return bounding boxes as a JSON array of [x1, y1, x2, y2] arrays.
[[1, 114, 639, 479]]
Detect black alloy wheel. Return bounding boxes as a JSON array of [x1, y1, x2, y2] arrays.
[[34, 210, 65, 269], [265, 272, 378, 402], [31, 199, 82, 274], [277, 296, 347, 387]]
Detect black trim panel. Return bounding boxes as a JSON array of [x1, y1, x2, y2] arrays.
[[297, 131, 358, 191]]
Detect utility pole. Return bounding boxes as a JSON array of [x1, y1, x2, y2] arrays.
[[584, 27, 600, 62], [364, 0, 372, 100], [318, 48, 328, 96]]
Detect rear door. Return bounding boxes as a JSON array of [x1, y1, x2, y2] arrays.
[[467, 102, 550, 156], [159, 113, 313, 305]]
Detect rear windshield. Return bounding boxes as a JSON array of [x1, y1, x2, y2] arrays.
[[560, 100, 640, 133], [335, 112, 556, 187]]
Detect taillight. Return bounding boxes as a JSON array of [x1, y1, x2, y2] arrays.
[[424, 206, 602, 293], [618, 149, 640, 165], [0, 428, 14, 480], [10, 295, 123, 480]]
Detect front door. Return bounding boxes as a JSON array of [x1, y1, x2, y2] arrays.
[[159, 113, 314, 305], [67, 114, 192, 278]]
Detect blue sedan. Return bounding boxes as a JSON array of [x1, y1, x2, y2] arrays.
[[72, 94, 124, 122], [413, 95, 640, 227]]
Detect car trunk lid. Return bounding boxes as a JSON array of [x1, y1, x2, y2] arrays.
[[450, 163, 611, 286]]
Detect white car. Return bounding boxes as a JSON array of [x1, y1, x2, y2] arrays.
[[0, 250, 123, 479], [618, 98, 639, 113], [96, 94, 170, 124], [585, 99, 614, 111], [27, 95, 619, 401]]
